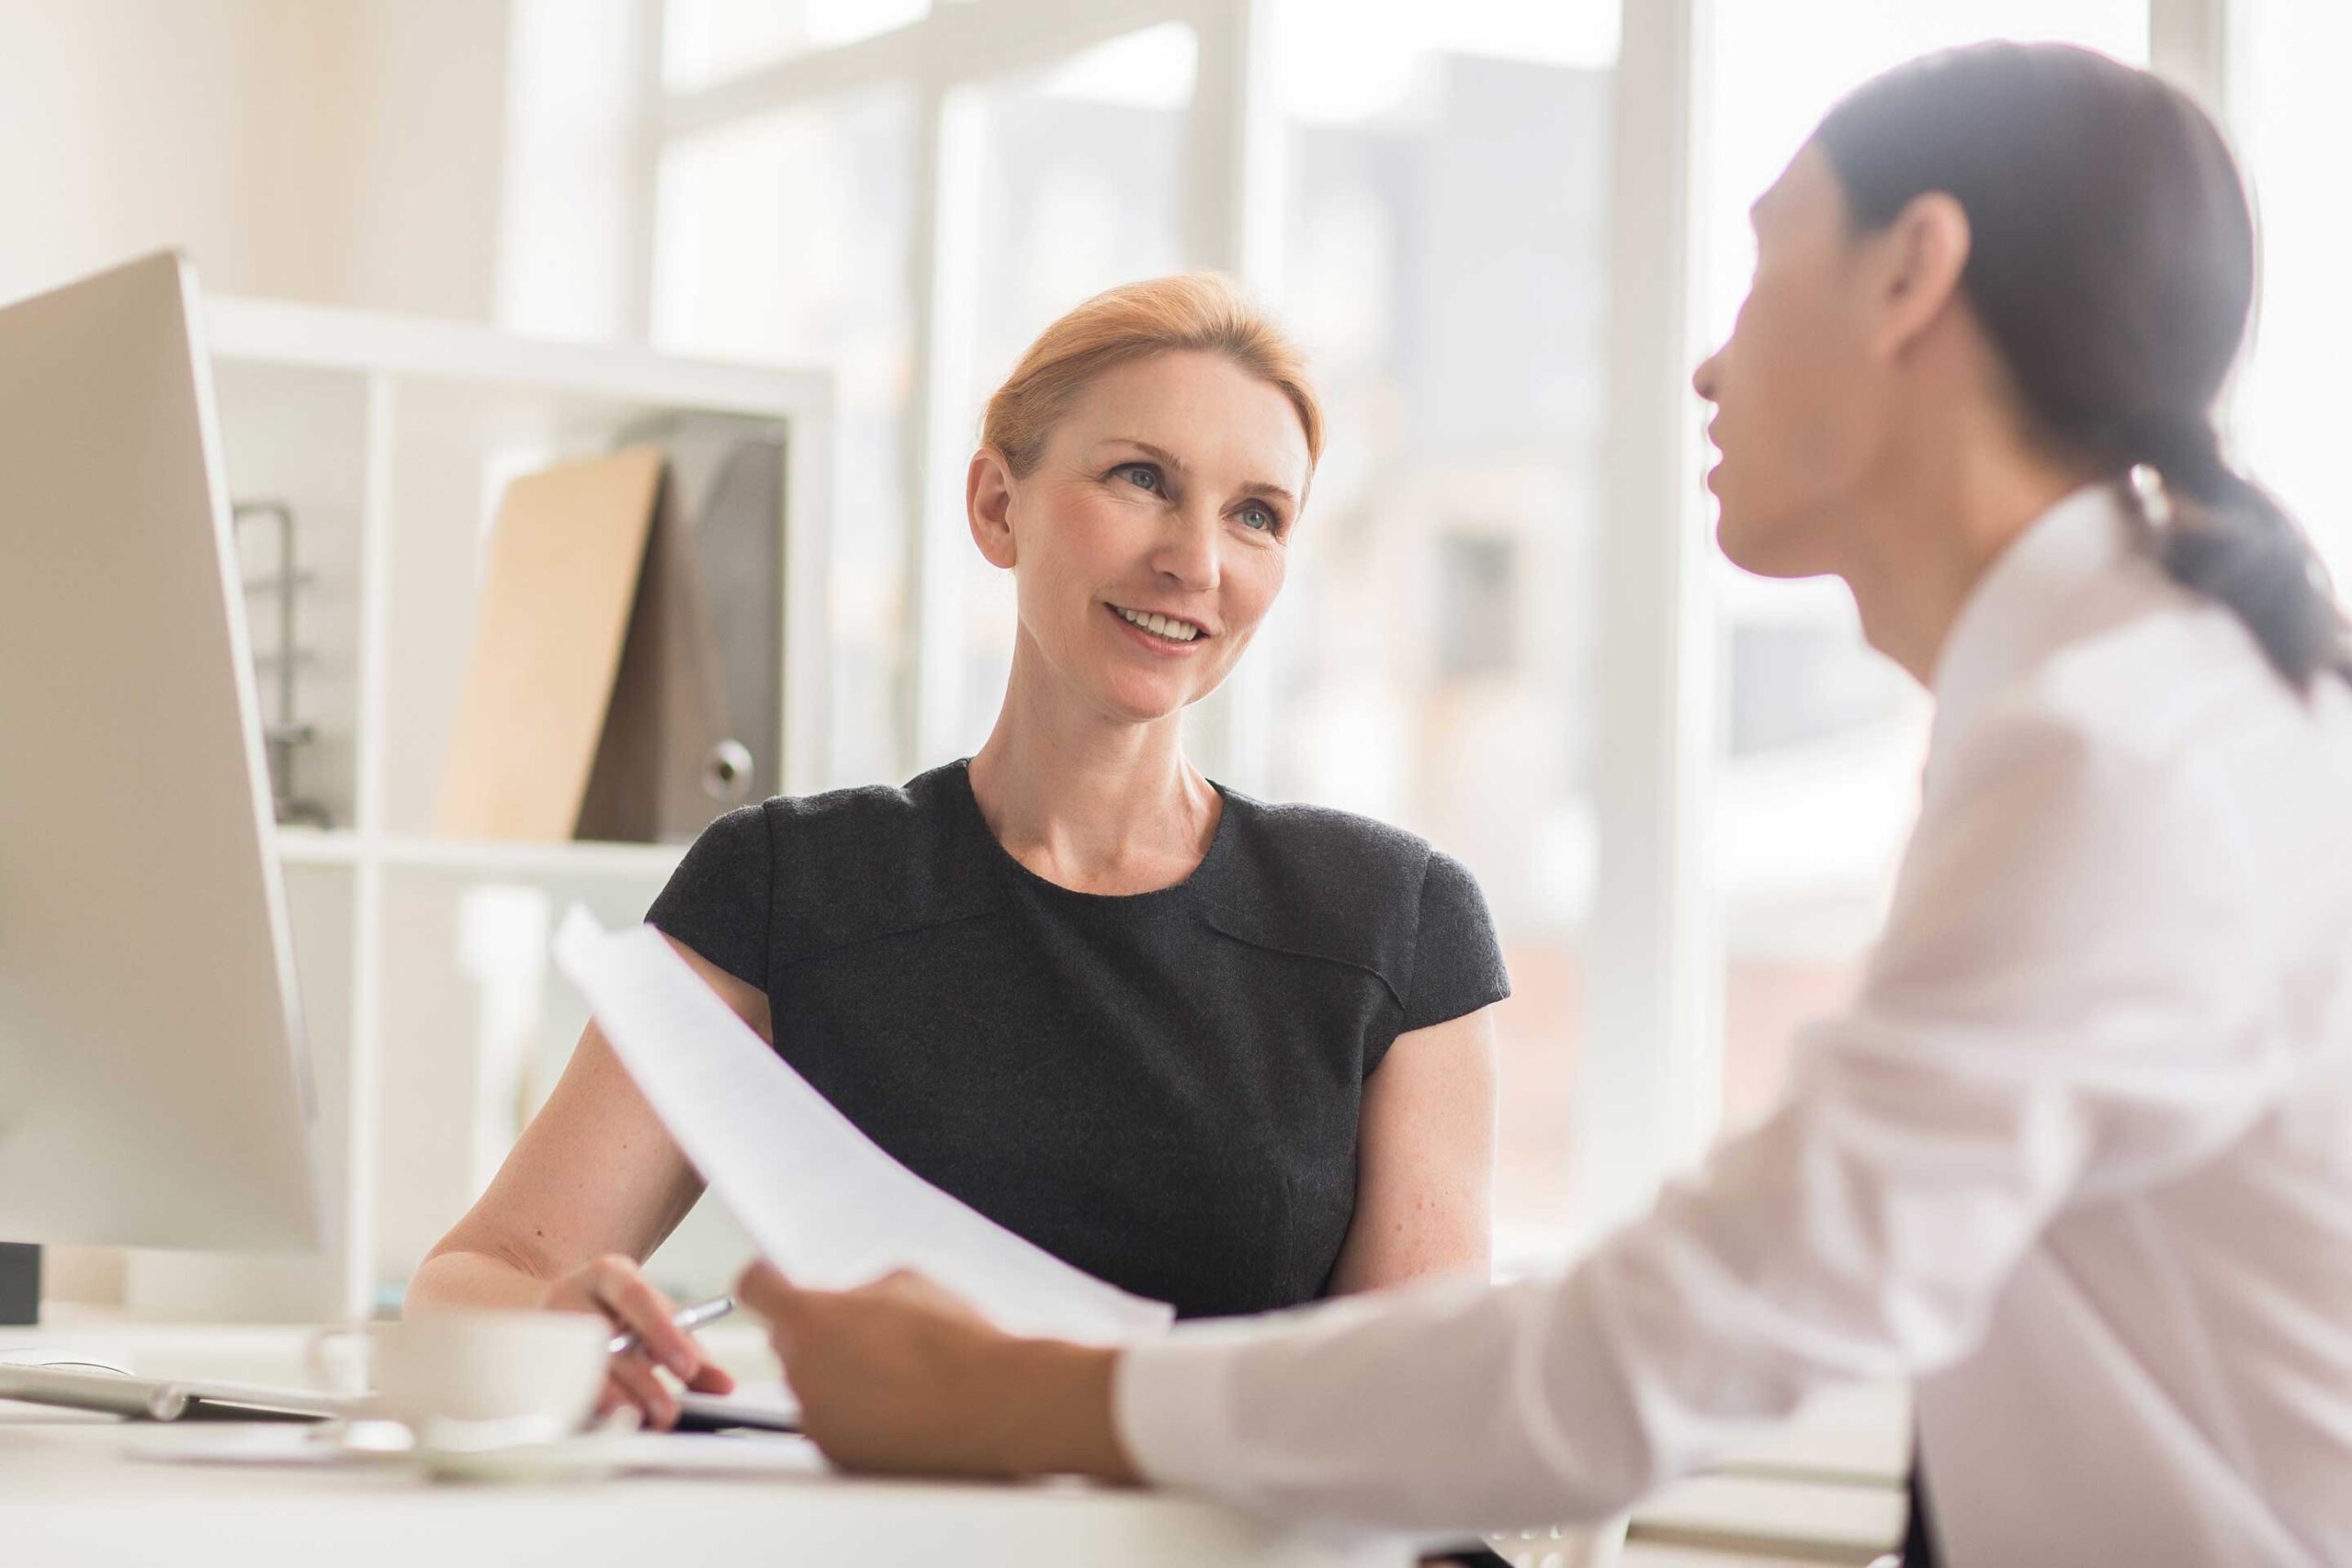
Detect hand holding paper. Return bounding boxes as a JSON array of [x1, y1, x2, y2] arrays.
[[552, 908, 1173, 1346]]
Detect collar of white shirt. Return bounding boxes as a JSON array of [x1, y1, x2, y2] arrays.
[[1925, 479, 2139, 778]]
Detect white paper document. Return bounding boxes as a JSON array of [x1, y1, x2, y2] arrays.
[[553, 908, 1174, 1345]]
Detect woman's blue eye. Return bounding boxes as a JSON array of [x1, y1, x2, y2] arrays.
[[1118, 464, 1161, 492], [1239, 502, 1277, 533]]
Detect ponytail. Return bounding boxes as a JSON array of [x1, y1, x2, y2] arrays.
[[1815, 42, 2352, 694], [2121, 410, 2352, 691]]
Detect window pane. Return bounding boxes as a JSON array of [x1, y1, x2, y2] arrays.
[[1698, 2, 2150, 1129], [651, 86, 919, 788], [1262, 0, 1618, 1266], [664, 0, 930, 91], [2231, 2, 2352, 592], [928, 25, 1198, 756]]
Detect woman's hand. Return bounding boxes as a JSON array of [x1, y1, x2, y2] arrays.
[[541, 1254, 735, 1428], [736, 1262, 1136, 1483]]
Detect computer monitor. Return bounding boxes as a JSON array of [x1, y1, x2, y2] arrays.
[[0, 253, 322, 1319]]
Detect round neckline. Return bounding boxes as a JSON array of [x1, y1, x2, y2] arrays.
[[947, 757, 1236, 903]]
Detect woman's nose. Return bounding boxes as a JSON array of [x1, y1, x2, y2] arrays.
[[1151, 507, 1221, 592], [1691, 346, 1723, 402]]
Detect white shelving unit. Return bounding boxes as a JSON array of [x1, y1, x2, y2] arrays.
[[119, 298, 832, 1324]]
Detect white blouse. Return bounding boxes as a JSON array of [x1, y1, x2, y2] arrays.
[[1114, 483, 2352, 1566]]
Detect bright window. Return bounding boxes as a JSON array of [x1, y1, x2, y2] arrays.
[[2230, 0, 2352, 593], [1257, 0, 1617, 1262], [629, 0, 2242, 1272], [664, 0, 932, 91]]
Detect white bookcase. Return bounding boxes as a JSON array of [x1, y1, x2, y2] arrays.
[[119, 298, 833, 1323]]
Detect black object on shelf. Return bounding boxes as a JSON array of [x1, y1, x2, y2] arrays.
[[582, 413, 786, 843], [0, 1243, 39, 1326], [232, 498, 332, 828]]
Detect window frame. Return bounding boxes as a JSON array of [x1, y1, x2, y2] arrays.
[[634, 0, 2205, 1258]]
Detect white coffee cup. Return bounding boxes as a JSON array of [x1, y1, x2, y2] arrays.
[[307, 1310, 609, 1438]]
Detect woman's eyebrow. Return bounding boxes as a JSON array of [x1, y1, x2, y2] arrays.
[[1099, 436, 1295, 505], [1100, 436, 1188, 471]]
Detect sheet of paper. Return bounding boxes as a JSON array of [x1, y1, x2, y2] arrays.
[[553, 908, 1174, 1345]]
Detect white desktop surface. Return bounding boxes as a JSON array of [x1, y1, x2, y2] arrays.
[[0, 1325, 1405, 1568]]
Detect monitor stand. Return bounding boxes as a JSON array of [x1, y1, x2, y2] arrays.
[[0, 1243, 39, 1326]]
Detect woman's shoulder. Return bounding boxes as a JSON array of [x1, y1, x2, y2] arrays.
[[671, 766, 955, 872], [1203, 786, 1498, 1008], [1214, 785, 1434, 872], [677, 762, 998, 966], [753, 762, 965, 838]]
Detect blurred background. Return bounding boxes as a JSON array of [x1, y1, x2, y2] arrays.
[[8, 0, 2345, 1296]]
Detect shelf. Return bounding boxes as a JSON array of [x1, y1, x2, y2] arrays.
[[137, 291, 833, 1325], [379, 833, 688, 880], [1628, 1471, 1904, 1562], [274, 827, 363, 865], [272, 828, 689, 881], [207, 295, 831, 423]]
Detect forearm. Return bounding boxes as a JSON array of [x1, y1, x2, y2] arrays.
[[986, 1338, 1137, 1483], [404, 1246, 555, 1314]]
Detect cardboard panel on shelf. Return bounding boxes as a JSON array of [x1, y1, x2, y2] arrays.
[[434, 446, 663, 841]]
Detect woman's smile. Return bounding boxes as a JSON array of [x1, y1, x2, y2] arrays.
[[1106, 601, 1210, 654]]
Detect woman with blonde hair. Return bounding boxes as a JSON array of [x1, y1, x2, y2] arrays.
[[409, 273, 1509, 1427]]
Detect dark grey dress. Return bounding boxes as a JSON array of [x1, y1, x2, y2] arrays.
[[646, 760, 1509, 1320]]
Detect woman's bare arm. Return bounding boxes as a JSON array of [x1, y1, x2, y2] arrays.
[[405, 939, 771, 1421], [1324, 1005, 1498, 1295]]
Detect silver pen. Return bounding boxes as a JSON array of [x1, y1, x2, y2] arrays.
[[607, 1292, 736, 1358]]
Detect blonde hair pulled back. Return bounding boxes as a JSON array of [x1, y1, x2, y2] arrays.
[[981, 272, 1323, 479]]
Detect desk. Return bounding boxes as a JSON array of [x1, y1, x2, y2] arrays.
[[4, 1324, 1905, 1567], [2, 1415, 1408, 1568], [0, 1325, 1404, 1568]]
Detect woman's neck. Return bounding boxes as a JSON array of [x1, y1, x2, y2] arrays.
[[966, 647, 1220, 896], [1839, 413, 2109, 687]]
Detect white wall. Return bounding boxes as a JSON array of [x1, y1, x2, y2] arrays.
[[498, 0, 647, 343], [0, 0, 511, 320]]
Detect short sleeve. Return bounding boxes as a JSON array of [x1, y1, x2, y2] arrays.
[[1398, 850, 1510, 1033], [643, 803, 772, 990]]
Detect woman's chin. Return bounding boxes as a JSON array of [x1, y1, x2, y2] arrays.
[[1091, 673, 1205, 727], [1716, 510, 1825, 581], [1714, 514, 1764, 572]]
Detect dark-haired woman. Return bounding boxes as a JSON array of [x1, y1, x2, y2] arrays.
[[726, 42, 2352, 1567]]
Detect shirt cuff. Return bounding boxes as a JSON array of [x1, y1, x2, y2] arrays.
[[1114, 1323, 1257, 1495]]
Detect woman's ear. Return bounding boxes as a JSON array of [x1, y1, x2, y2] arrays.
[[967, 447, 1019, 570], [1869, 190, 1973, 359]]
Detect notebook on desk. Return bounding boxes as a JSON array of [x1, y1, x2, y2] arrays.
[[1, 1359, 796, 1433], [0, 1362, 351, 1422]]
